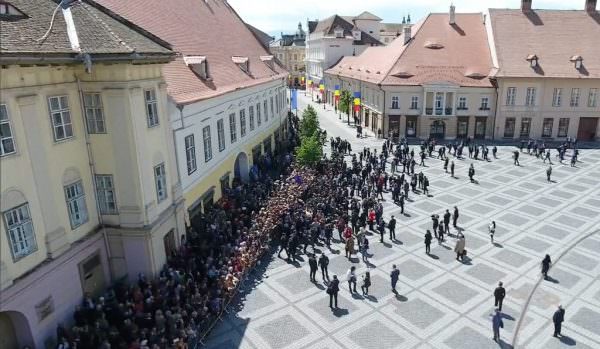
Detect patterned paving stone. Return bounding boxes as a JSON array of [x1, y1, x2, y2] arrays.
[[395, 298, 445, 330], [535, 224, 569, 240], [465, 203, 496, 215], [397, 258, 434, 282], [492, 249, 532, 268], [499, 212, 531, 227], [347, 320, 406, 349], [514, 236, 552, 253], [486, 195, 513, 206], [569, 206, 600, 219], [255, 314, 311, 348], [502, 188, 530, 198], [444, 326, 500, 349], [549, 190, 576, 199], [518, 204, 547, 217], [534, 197, 562, 208], [465, 263, 508, 286], [554, 214, 586, 229], [570, 306, 600, 335], [432, 279, 478, 306], [562, 250, 599, 272], [436, 194, 465, 205]]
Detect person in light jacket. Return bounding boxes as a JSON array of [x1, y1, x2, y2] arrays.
[[454, 233, 466, 261]]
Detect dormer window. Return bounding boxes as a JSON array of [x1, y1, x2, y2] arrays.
[[570, 55, 583, 69], [0, 2, 25, 16], [183, 55, 210, 80], [232, 56, 249, 73], [352, 29, 362, 41], [334, 27, 344, 38], [260, 55, 275, 70], [526, 54, 538, 68]]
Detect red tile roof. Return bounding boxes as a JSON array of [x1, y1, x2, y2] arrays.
[[95, 0, 287, 105], [326, 13, 494, 88], [489, 9, 600, 79]]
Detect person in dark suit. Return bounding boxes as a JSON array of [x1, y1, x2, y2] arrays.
[[328, 275, 340, 308], [452, 206, 459, 228], [318, 253, 330, 281], [390, 265, 400, 293], [443, 209, 451, 234], [450, 161, 455, 177], [492, 308, 504, 342], [468, 164, 475, 182], [494, 281, 506, 311], [308, 254, 318, 282], [424, 230, 432, 254], [553, 305, 565, 337], [388, 215, 396, 240]]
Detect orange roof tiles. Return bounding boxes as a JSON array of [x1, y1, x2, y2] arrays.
[[95, 0, 287, 105], [489, 9, 600, 79]]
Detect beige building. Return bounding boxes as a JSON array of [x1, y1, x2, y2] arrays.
[[97, 0, 288, 226], [487, 0, 600, 141], [326, 6, 496, 140], [0, 0, 185, 347], [271, 23, 306, 86]]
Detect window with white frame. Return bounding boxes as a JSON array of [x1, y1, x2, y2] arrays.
[[144, 89, 159, 127], [64, 181, 88, 229], [558, 118, 569, 137], [256, 103, 262, 126], [154, 163, 167, 203], [270, 97, 274, 119], [240, 109, 247, 137], [588, 88, 597, 108], [83, 93, 106, 133], [458, 97, 467, 110], [0, 104, 16, 156], [48, 96, 73, 141], [3, 203, 37, 259], [525, 87, 536, 106], [506, 87, 516, 106], [570, 88, 580, 107], [203, 126, 212, 162], [391, 96, 399, 109], [217, 119, 225, 151], [275, 94, 280, 114], [95, 175, 117, 214], [480, 97, 489, 110], [229, 113, 237, 143], [410, 96, 418, 110], [185, 134, 197, 174], [249, 105, 255, 131], [552, 88, 562, 107], [264, 100, 269, 122], [435, 93, 443, 109]]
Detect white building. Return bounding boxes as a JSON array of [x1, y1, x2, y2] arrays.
[[97, 0, 288, 223]]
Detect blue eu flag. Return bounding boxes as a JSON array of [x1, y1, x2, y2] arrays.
[[291, 88, 298, 110]]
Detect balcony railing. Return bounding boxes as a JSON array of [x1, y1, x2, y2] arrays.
[[425, 108, 433, 115], [479, 107, 491, 111], [435, 108, 443, 115], [456, 107, 468, 110], [445, 108, 453, 115]]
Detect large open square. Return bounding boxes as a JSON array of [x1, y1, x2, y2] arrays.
[[204, 94, 600, 349]]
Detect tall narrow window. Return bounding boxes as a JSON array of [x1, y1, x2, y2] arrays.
[[64, 181, 88, 229], [217, 119, 225, 151], [391, 96, 399, 109], [48, 96, 73, 141], [270, 97, 274, 119], [256, 103, 262, 126], [525, 88, 536, 106], [249, 105, 255, 131], [229, 113, 237, 143], [504, 118, 516, 138], [144, 89, 159, 127], [264, 100, 269, 122], [95, 175, 117, 214], [542, 118, 553, 138], [570, 88, 580, 107], [203, 126, 212, 162], [506, 87, 516, 106], [480, 97, 489, 110], [0, 104, 16, 156], [458, 97, 467, 110], [240, 109, 247, 137], [520, 118, 532, 138], [185, 134, 197, 174], [588, 88, 597, 108], [83, 93, 106, 133], [558, 118, 569, 137], [3, 203, 37, 259], [552, 88, 562, 107], [154, 163, 167, 203], [410, 96, 418, 110]]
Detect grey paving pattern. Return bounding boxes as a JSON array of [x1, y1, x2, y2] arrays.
[[204, 94, 600, 348]]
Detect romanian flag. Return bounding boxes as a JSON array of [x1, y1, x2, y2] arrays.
[[334, 88, 340, 102], [353, 97, 361, 112], [319, 84, 325, 94]]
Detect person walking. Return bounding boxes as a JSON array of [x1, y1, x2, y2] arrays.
[[468, 164, 475, 183], [513, 150, 520, 166], [443, 209, 451, 234], [489, 221, 496, 243], [450, 161, 455, 178], [552, 305, 565, 337], [390, 265, 400, 293], [546, 165, 552, 182], [452, 206, 459, 228], [308, 254, 318, 282], [345, 236, 354, 260], [492, 308, 504, 342], [454, 233, 466, 261], [377, 218, 386, 243], [494, 282, 506, 311], [359, 236, 369, 263], [318, 253, 330, 281], [444, 157, 449, 173], [542, 254, 552, 279], [327, 275, 340, 308], [425, 230, 432, 254], [347, 266, 357, 293], [388, 215, 396, 241], [361, 271, 371, 296]]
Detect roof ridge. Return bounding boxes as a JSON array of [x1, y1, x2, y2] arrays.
[[79, 1, 134, 52]]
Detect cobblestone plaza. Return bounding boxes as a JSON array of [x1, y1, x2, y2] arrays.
[[204, 94, 600, 349]]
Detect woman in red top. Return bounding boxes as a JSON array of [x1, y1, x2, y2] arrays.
[[368, 209, 376, 231]]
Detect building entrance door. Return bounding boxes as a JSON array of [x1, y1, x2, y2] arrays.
[[163, 229, 176, 260], [577, 117, 598, 140], [79, 253, 106, 298], [429, 120, 446, 139], [475, 117, 487, 139]]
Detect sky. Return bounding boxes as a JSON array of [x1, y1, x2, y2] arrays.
[[229, 0, 582, 38]]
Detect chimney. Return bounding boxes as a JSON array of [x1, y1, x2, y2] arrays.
[[521, 0, 532, 12], [403, 25, 411, 45], [449, 4, 456, 25], [586, 0, 597, 13]]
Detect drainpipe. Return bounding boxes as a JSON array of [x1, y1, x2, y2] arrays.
[[379, 83, 387, 139], [173, 104, 185, 231], [491, 78, 499, 141], [75, 73, 113, 282]]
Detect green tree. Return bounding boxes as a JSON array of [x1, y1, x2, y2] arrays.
[[338, 90, 352, 125], [295, 134, 323, 166], [299, 105, 320, 139]]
